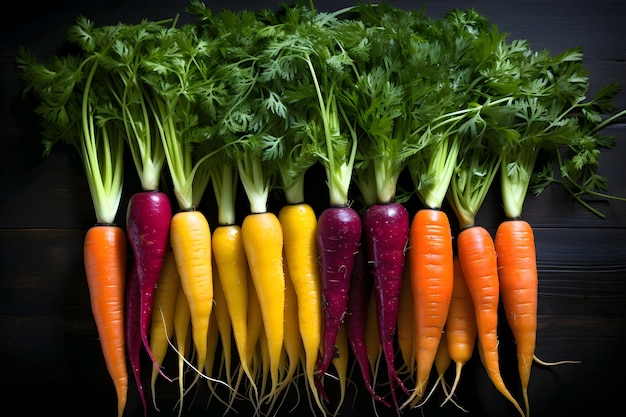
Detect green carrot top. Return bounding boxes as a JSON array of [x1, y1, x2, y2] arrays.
[[17, 17, 125, 225]]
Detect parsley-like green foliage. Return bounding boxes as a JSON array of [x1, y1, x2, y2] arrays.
[[17, 0, 626, 222], [17, 17, 125, 225]]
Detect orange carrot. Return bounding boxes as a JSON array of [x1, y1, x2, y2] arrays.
[[495, 219, 538, 417], [457, 225, 525, 417], [169, 209, 213, 376], [403, 208, 454, 408], [83, 225, 128, 417], [443, 256, 477, 405], [432, 333, 451, 401]]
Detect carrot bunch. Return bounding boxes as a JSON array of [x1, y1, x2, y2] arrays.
[[17, 20, 129, 417], [16, 2, 626, 417]]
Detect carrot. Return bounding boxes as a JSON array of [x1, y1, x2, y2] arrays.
[[104, 20, 172, 381], [365, 282, 382, 406], [126, 191, 173, 376], [211, 159, 256, 390], [443, 256, 477, 406], [278, 202, 324, 412], [169, 209, 213, 375], [403, 208, 454, 408], [210, 265, 234, 390], [149, 249, 180, 411], [205, 294, 225, 409], [457, 225, 525, 417], [172, 282, 192, 417], [365, 284, 382, 401], [17, 31, 129, 416], [431, 333, 451, 403], [315, 205, 362, 400], [84, 225, 129, 417], [396, 265, 415, 380], [363, 202, 410, 406], [277, 261, 303, 400], [330, 323, 349, 416], [495, 219, 538, 417], [345, 238, 389, 407], [241, 210, 285, 407], [212, 223, 255, 383], [125, 259, 147, 416], [244, 269, 264, 405]]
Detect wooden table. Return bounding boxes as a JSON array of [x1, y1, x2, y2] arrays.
[[1, 1, 625, 416]]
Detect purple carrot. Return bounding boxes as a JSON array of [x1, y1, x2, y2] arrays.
[[315, 205, 362, 401], [346, 236, 390, 407], [126, 259, 147, 416], [126, 190, 172, 380], [363, 202, 410, 408]]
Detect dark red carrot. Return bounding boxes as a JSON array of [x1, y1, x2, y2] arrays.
[[125, 259, 147, 416], [125, 190, 172, 380], [346, 236, 390, 407], [315, 205, 362, 401], [363, 202, 410, 406]]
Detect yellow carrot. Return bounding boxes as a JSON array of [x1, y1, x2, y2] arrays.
[[212, 224, 255, 388], [278, 202, 324, 412], [241, 211, 285, 406], [210, 265, 233, 388], [149, 249, 180, 410], [169, 210, 213, 375], [173, 283, 191, 417]]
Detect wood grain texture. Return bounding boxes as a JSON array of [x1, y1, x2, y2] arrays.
[[1, 1, 625, 416]]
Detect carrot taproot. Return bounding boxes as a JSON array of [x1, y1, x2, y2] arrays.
[[330, 323, 349, 416], [430, 335, 468, 411], [495, 219, 538, 417], [365, 284, 382, 402], [172, 282, 192, 417], [126, 190, 173, 378], [210, 264, 234, 390], [149, 249, 180, 411], [275, 260, 302, 403], [241, 211, 285, 406], [396, 264, 415, 380], [457, 225, 525, 417], [169, 209, 213, 376], [442, 256, 477, 406], [363, 202, 410, 406], [345, 238, 389, 407], [278, 202, 324, 412], [402, 208, 454, 409], [430, 333, 451, 404], [212, 224, 255, 388], [205, 296, 225, 409], [125, 259, 147, 416], [315, 205, 362, 400], [84, 225, 128, 417], [244, 269, 264, 405]]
